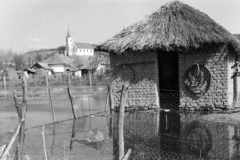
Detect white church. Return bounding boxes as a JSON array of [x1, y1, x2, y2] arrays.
[[65, 28, 94, 56]]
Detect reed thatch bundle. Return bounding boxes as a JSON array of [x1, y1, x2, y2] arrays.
[[97, 1, 240, 54]]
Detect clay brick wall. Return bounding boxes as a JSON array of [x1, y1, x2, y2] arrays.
[[179, 45, 235, 110], [110, 51, 159, 109]]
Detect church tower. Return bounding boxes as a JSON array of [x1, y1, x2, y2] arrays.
[[66, 27, 74, 56]]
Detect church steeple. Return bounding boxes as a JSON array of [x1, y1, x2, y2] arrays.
[[66, 26, 73, 56], [67, 26, 71, 38]]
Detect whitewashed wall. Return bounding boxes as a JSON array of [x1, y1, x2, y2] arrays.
[[75, 49, 94, 56], [50, 65, 65, 73]]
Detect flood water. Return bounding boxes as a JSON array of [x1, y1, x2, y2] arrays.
[[9, 111, 239, 160], [0, 85, 107, 131], [1, 86, 240, 159]]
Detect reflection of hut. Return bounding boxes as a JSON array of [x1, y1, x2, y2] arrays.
[[97, 1, 240, 110], [180, 117, 239, 160], [112, 112, 160, 159]]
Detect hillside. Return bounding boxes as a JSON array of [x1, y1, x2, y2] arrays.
[[25, 46, 65, 59]]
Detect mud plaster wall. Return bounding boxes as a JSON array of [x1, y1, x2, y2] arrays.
[[110, 51, 159, 109], [179, 45, 234, 110]]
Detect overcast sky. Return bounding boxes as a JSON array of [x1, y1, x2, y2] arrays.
[[0, 0, 239, 52]]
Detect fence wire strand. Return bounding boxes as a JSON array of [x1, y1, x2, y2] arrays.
[[1, 88, 240, 159]]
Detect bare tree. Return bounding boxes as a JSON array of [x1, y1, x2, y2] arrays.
[[35, 52, 43, 62], [13, 53, 26, 70]]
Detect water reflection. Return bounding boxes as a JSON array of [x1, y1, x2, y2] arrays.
[[160, 111, 181, 154], [20, 110, 240, 160]]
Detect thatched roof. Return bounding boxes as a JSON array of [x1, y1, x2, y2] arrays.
[[97, 1, 240, 54], [234, 34, 240, 41]]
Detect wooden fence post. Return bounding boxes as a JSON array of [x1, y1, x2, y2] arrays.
[[48, 87, 56, 122], [0, 122, 23, 160], [109, 84, 114, 110], [70, 119, 76, 150], [68, 72, 71, 86], [46, 75, 48, 87], [67, 87, 76, 119], [233, 55, 240, 108], [3, 75, 6, 90], [105, 85, 110, 112], [122, 149, 132, 160], [118, 82, 130, 160], [51, 123, 56, 156], [18, 73, 28, 160], [13, 91, 22, 119], [41, 125, 48, 160], [88, 71, 92, 91]]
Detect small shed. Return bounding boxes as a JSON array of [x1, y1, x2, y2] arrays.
[[97, 1, 240, 110], [23, 68, 36, 75], [32, 62, 53, 75]]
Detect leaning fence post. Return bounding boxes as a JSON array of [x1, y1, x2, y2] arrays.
[[13, 91, 21, 119], [0, 122, 22, 160], [48, 87, 56, 122], [67, 87, 76, 119], [122, 149, 132, 160], [118, 82, 130, 160], [70, 119, 76, 150]]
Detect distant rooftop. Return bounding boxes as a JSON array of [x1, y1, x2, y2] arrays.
[[74, 43, 95, 49]]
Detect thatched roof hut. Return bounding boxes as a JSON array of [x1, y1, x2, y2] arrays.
[[97, 1, 240, 111], [97, 1, 240, 54]]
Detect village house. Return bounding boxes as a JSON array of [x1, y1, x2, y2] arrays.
[[41, 54, 73, 73], [97, 1, 240, 110], [31, 54, 72, 75], [65, 28, 94, 56]]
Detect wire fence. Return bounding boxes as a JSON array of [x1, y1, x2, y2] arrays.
[[2, 111, 238, 160], [1, 85, 240, 159], [0, 85, 108, 132]]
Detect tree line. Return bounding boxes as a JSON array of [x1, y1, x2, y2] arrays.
[[0, 49, 57, 71], [0, 46, 109, 72]]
